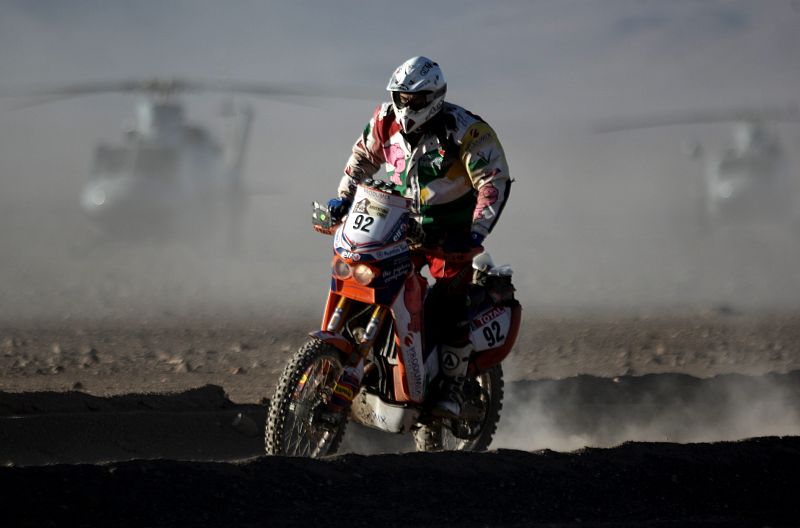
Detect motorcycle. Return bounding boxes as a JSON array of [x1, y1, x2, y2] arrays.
[[265, 179, 521, 457]]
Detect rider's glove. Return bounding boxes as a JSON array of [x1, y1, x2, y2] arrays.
[[327, 197, 352, 223]]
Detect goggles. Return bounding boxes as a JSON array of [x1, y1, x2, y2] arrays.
[[391, 85, 446, 112], [392, 91, 431, 111]]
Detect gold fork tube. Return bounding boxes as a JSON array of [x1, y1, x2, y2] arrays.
[[356, 305, 387, 358], [326, 296, 351, 333]]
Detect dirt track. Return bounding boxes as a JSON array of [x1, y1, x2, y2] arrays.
[[3, 313, 800, 402], [2, 313, 800, 526]]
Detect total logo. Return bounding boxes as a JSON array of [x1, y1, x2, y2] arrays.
[[472, 306, 505, 328]]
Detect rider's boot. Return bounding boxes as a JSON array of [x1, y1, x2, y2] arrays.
[[432, 343, 472, 419]]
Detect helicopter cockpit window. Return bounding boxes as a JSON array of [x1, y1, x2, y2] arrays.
[[133, 147, 179, 178], [719, 143, 781, 182], [185, 126, 222, 153], [93, 145, 130, 174]]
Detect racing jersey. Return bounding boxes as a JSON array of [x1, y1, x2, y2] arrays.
[[338, 102, 511, 238]]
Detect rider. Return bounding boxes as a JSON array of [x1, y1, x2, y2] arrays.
[[327, 56, 511, 418]]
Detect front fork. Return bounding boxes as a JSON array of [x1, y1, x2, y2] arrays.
[[323, 294, 387, 358], [318, 295, 387, 412]]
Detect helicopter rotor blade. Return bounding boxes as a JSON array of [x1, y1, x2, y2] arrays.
[[0, 79, 192, 109], [5, 93, 90, 110], [0, 78, 368, 107], [179, 79, 368, 100], [593, 104, 800, 133], [0, 80, 164, 98]]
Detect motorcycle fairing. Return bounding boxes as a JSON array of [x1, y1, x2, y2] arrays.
[[331, 275, 376, 304], [336, 186, 411, 251], [330, 185, 413, 307], [387, 273, 428, 403], [330, 252, 412, 306]]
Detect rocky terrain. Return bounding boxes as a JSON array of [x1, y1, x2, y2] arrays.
[[2, 314, 800, 526]]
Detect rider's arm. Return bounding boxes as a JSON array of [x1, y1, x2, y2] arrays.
[[460, 121, 512, 238], [337, 104, 389, 199]]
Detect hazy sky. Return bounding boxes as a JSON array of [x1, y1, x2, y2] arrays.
[[1, 0, 799, 319], [2, 1, 799, 121]]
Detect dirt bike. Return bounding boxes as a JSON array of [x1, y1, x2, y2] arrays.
[[265, 179, 521, 457]]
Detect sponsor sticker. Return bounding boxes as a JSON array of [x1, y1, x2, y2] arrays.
[[368, 204, 389, 218], [373, 243, 408, 260], [339, 250, 361, 262], [381, 261, 411, 283], [353, 198, 370, 214], [404, 343, 424, 397], [361, 187, 392, 203], [471, 305, 505, 328]]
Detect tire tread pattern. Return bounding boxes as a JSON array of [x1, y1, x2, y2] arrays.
[[265, 338, 347, 456]]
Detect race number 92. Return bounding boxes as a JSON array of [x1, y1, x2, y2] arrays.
[[482, 320, 505, 347], [352, 214, 374, 232]]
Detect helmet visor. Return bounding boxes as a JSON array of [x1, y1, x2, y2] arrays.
[[392, 91, 431, 111]]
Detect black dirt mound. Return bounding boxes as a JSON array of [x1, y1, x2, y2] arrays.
[[0, 384, 235, 415], [0, 386, 265, 466], [2, 437, 799, 527], [4, 371, 800, 465]]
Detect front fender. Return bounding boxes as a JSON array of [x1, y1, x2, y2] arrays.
[[308, 330, 354, 356]]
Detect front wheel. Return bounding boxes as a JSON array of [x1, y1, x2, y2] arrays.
[[414, 364, 504, 452], [265, 338, 348, 457]]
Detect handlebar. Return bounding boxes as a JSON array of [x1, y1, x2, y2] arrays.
[[311, 199, 481, 260]]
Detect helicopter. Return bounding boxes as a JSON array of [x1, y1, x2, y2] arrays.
[[1, 78, 351, 246], [594, 105, 800, 228]]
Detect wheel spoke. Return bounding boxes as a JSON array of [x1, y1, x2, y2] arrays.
[[279, 355, 343, 456]]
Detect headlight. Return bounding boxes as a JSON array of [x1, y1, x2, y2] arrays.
[[352, 264, 376, 285], [333, 259, 351, 279]]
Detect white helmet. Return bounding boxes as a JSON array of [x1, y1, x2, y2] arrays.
[[386, 56, 446, 134]]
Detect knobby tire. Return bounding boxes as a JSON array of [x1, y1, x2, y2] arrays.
[[265, 338, 348, 457]]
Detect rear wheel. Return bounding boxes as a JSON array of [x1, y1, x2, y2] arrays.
[[265, 339, 348, 457], [413, 364, 504, 452]]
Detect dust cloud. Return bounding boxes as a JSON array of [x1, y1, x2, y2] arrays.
[[2, 2, 800, 323], [309, 371, 800, 455], [493, 371, 800, 451], [3, 115, 800, 323]]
